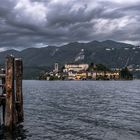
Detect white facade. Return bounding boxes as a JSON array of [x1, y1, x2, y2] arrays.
[[54, 63, 59, 72], [64, 64, 89, 72]]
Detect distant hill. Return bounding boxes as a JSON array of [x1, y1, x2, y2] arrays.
[[0, 40, 140, 79]]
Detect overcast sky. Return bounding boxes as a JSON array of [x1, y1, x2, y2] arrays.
[[0, 0, 140, 50]]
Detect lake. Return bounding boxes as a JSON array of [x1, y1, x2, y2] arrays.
[[0, 80, 140, 140]]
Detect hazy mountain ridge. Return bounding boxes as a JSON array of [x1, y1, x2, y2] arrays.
[[0, 40, 139, 79]]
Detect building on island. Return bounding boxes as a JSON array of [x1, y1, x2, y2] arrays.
[[96, 71, 120, 80], [75, 71, 87, 80], [63, 64, 89, 72], [39, 62, 132, 80], [63, 64, 89, 80], [53, 63, 59, 73]]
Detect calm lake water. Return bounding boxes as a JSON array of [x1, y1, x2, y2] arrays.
[[0, 80, 140, 140]]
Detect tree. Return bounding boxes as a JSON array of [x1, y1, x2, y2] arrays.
[[120, 67, 133, 80], [87, 62, 94, 71], [95, 64, 110, 71]]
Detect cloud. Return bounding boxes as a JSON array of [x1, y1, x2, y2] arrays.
[[13, 0, 47, 26], [0, 0, 140, 50]]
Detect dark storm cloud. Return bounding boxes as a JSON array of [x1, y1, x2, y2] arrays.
[[0, 0, 140, 50]]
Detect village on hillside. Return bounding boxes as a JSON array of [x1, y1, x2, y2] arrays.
[[39, 63, 133, 80]]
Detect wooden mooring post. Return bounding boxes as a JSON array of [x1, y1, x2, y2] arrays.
[[15, 58, 24, 123], [0, 55, 24, 130]]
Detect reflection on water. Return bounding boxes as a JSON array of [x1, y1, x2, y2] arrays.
[[0, 124, 28, 140], [1, 80, 140, 140]]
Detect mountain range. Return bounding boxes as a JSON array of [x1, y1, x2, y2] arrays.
[[0, 40, 140, 79]]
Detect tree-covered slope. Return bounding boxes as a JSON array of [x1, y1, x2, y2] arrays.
[[0, 40, 139, 79]]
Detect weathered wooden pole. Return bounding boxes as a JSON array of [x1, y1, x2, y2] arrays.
[[4, 55, 16, 130], [1, 69, 6, 124], [15, 58, 24, 123]]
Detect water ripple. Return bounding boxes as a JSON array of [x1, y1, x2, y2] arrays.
[[1, 80, 140, 140]]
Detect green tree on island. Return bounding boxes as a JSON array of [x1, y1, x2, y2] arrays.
[[120, 67, 133, 80]]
